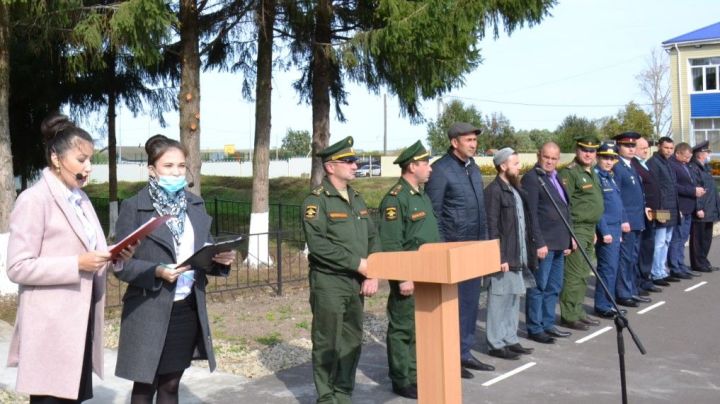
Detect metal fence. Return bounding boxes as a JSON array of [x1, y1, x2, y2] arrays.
[[94, 198, 311, 307]]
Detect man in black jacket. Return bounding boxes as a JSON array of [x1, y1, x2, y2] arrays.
[[425, 122, 494, 378], [521, 142, 573, 344], [485, 148, 536, 360], [688, 141, 720, 273], [667, 142, 705, 279], [646, 137, 681, 285], [630, 137, 663, 293]]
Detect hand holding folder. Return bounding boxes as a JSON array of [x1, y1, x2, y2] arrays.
[[177, 236, 244, 271], [109, 215, 172, 258]]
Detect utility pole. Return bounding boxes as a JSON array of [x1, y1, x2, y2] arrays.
[[383, 93, 387, 155]]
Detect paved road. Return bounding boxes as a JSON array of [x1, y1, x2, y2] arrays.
[[1, 243, 720, 403]]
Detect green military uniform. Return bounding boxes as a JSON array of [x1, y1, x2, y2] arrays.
[[302, 136, 380, 404], [378, 141, 440, 393], [558, 136, 604, 323]]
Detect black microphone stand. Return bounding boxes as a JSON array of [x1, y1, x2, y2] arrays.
[[536, 170, 646, 404]]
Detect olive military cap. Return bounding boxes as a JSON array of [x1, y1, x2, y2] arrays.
[[393, 140, 430, 166], [575, 135, 600, 149], [317, 136, 358, 163]]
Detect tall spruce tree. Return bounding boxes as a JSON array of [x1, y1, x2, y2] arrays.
[[279, 0, 556, 186]]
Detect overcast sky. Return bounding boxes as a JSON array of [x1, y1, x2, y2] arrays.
[[98, 0, 720, 152]]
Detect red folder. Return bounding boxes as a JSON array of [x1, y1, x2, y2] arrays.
[[109, 215, 172, 257]]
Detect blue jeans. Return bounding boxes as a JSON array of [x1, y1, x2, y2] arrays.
[[667, 215, 692, 275], [525, 250, 564, 335], [458, 277, 483, 361], [651, 226, 673, 280]]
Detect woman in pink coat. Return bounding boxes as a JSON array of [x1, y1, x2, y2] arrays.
[[6, 113, 134, 403]]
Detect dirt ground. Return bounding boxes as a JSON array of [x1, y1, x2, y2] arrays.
[[102, 280, 392, 379]]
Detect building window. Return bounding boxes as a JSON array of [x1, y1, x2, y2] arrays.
[[692, 118, 720, 150], [690, 58, 720, 93]]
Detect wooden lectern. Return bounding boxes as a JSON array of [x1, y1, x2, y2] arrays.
[[367, 240, 500, 404]]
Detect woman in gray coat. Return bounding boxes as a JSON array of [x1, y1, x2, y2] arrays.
[[114, 135, 235, 404]]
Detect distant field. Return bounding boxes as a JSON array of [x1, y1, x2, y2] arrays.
[[84, 175, 399, 207]]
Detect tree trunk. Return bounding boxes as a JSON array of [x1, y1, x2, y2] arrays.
[[309, 0, 332, 188], [106, 50, 119, 238], [179, 0, 202, 195], [0, 3, 15, 232], [247, 0, 275, 267]]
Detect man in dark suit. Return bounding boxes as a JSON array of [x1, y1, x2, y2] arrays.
[[667, 142, 705, 279], [612, 132, 652, 305], [522, 142, 574, 344], [630, 137, 663, 293]]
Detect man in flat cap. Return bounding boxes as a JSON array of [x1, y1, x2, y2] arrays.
[[425, 122, 495, 378], [484, 148, 537, 360], [378, 140, 438, 400], [302, 136, 380, 403], [667, 142, 705, 280], [558, 135, 604, 330], [611, 132, 652, 307], [688, 141, 720, 273]]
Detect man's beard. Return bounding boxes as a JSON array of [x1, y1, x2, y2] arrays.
[[507, 171, 521, 188]]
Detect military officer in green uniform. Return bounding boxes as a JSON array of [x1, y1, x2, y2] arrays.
[[302, 136, 380, 404], [378, 141, 439, 400], [558, 136, 605, 331]]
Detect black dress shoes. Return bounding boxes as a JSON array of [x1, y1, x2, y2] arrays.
[[461, 356, 495, 371], [545, 327, 571, 338], [670, 272, 692, 280], [692, 267, 713, 273], [561, 320, 590, 331], [665, 276, 681, 282], [580, 317, 601, 326], [488, 347, 521, 360], [617, 298, 639, 308], [461, 367, 474, 379], [507, 343, 534, 355], [653, 279, 671, 286], [594, 309, 618, 319], [644, 285, 663, 293], [688, 271, 701, 277], [632, 295, 652, 303], [637, 289, 650, 296], [528, 332, 556, 344], [393, 384, 418, 399]]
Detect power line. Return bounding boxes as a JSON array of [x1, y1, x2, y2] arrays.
[[443, 95, 653, 108]]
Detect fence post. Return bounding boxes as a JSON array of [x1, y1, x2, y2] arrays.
[[214, 198, 219, 236], [276, 203, 283, 296]]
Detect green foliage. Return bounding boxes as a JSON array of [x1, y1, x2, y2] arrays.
[[555, 115, 599, 152], [426, 100, 484, 154], [598, 102, 654, 141], [281, 129, 311, 158], [256, 331, 282, 346]]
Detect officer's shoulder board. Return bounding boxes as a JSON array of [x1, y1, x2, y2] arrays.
[[566, 161, 577, 169], [311, 185, 324, 196], [389, 183, 403, 196]]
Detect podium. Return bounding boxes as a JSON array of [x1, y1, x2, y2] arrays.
[[368, 240, 500, 404]]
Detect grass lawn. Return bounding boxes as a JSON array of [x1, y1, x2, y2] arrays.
[[84, 175, 399, 207]]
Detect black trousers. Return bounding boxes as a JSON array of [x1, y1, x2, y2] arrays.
[[636, 219, 656, 290], [690, 221, 714, 271]]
